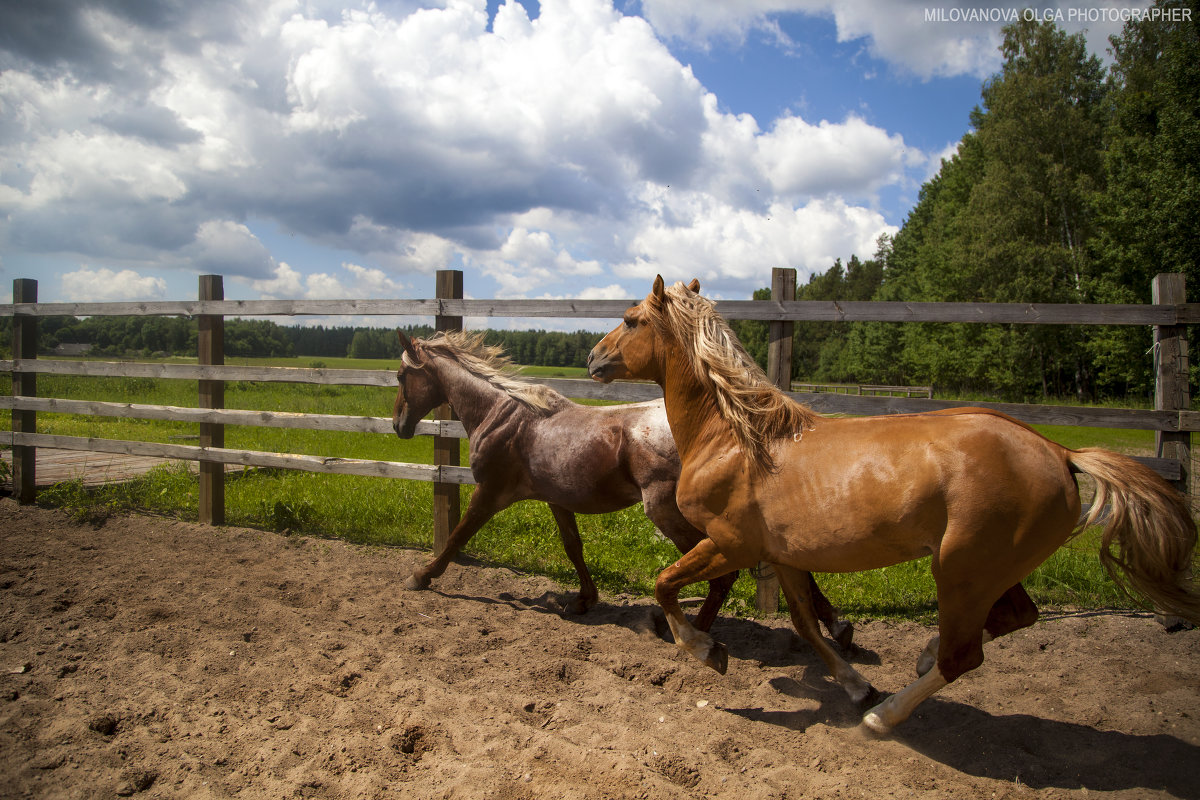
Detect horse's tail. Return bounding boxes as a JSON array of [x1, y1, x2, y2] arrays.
[[1069, 448, 1200, 624]]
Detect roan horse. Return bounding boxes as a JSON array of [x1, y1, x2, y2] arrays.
[[587, 276, 1200, 733], [391, 329, 850, 639]]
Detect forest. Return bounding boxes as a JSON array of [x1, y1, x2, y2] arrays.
[[734, 4, 1198, 401], [0, 312, 603, 369], [3, 5, 1195, 398]]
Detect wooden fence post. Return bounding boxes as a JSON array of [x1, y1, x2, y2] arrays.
[[433, 269, 463, 553], [198, 275, 225, 525], [1153, 273, 1190, 498], [756, 267, 796, 614], [12, 279, 37, 504]]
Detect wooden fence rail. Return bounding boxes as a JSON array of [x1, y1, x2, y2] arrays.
[[3, 270, 1193, 614]]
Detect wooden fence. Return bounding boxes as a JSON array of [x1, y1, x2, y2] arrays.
[[2, 269, 1194, 613]]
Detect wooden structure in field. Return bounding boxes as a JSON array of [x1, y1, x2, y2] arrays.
[[2, 270, 1193, 613]]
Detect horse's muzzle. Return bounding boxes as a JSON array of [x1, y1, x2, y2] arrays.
[[586, 349, 617, 383], [392, 415, 416, 439]]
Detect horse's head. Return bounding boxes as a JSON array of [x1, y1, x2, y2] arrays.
[[588, 276, 699, 385], [392, 331, 447, 438]]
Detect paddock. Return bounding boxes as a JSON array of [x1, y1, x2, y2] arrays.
[[2, 499, 1197, 800]]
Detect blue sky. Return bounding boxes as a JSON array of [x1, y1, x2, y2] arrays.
[[0, 0, 1146, 326]]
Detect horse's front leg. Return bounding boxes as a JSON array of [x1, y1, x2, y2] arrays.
[[405, 485, 506, 590], [654, 538, 747, 673], [547, 504, 598, 614], [640, 483, 736, 633]]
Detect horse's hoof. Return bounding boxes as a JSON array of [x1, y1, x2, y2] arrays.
[[861, 709, 893, 736], [856, 685, 886, 711], [915, 635, 939, 677], [830, 620, 855, 650], [569, 594, 597, 615], [703, 642, 729, 675], [404, 574, 430, 591]]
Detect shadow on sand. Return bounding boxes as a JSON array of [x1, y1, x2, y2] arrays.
[[433, 585, 1199, 799]]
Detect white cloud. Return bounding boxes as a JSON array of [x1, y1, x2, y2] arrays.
[[189, 220, 276, 279], [640, 0, 1147, 79], [341, 262, 408, 296], [577, 283, 632, 300], [60, 267, 167, 302], [1, 0, 923, 304], [620, 192, 896, 289], [247, 260, 409, 299], [473, 227, 605, 297], [247, 262, 308, 299]]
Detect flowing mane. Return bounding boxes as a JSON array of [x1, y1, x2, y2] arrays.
[[649, 282, 821, 473], [415, 331, 568, 414]]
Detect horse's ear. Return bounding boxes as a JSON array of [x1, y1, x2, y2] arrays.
[[652, 275, 665, 300], [397, 330, 422, 365], [686, 278, 700, 293]]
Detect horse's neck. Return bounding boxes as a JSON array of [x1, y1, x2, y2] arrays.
[[659, 353, 733, 463], [430, 355, 520, 437]]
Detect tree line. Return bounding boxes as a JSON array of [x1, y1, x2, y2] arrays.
[[734, 3, 1198, 401], [0, 314, 602, 368]]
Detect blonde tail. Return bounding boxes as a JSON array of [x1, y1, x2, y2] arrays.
[[1070, 448, 1200, 625]]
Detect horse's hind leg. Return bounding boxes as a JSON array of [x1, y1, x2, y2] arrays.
[[865, 616, 983, 734], [548, 504, 598, 614], [866, 557, 998, 733], [915, 583, 1039, 676], [776, 566, 876, 705]]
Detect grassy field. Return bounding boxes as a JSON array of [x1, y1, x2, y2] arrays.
[[2, 356, 1171, 621]]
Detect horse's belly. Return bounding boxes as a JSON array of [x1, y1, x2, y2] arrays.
[[763, 519, 934, 572], [757, 459, 945, 572]]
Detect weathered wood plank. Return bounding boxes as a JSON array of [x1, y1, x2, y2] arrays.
[[0, 447, 237, 488], [2, 369, 1186, 432], [9, 359, 397, 386], [1, 298, 442, 318], [0, 431, 1174, 482], [5, 297, 1199, 325], [0, 397, 468, 438], [787, 392, 1187, 431], [710, 299, 1191, 325], [530, 378, 1190, 432], [2, 432, 477, 484], [538, 378, 663, 402]]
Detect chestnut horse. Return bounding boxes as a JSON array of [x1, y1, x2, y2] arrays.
[[587, 276, 1200, 733], [391, 330, 849, 639]]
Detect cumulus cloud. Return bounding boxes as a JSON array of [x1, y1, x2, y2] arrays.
[[188, 220, 277, 279], [60, 267, 168, 302], [620, 191, 896, 293], [0, 0, 928, 303], [640, 0, 1146, 79], [247, 261, 409, 300]]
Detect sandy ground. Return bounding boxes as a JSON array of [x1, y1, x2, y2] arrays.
[[1, 497, 1198, 800]]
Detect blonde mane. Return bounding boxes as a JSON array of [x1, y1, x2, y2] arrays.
[[650, 282, 821, 473], [415, 331, 567, 414]]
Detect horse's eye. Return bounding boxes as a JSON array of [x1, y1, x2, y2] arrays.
[[623, 315, 637, 329]]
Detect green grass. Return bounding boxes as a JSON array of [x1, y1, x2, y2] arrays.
[[2, 360, 1178, 621]]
